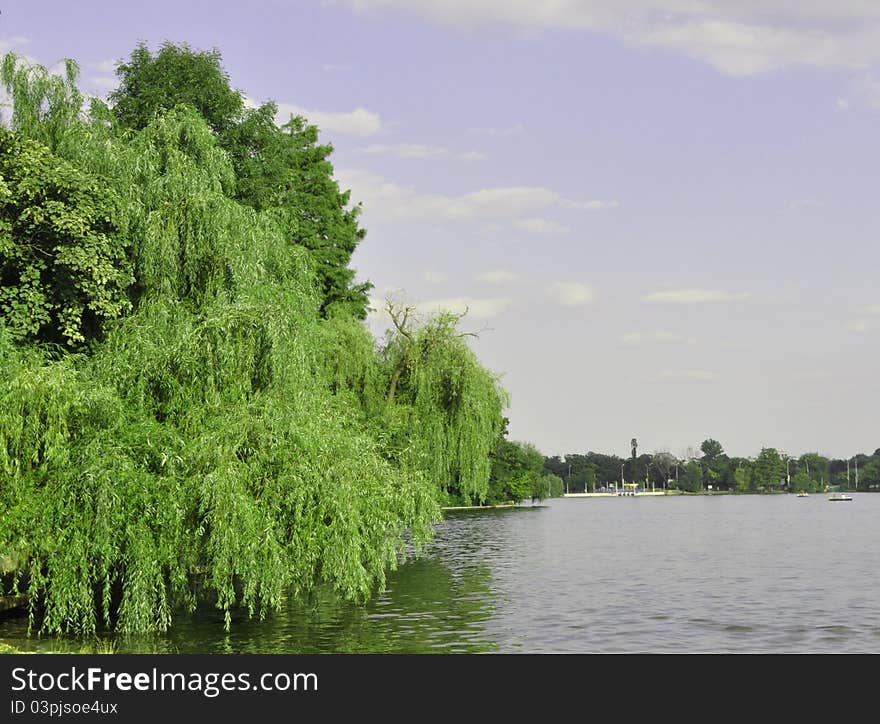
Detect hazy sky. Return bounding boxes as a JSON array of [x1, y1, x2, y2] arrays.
[[4, 1, 879, 460]]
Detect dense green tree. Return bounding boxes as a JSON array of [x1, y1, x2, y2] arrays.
[[753, 447, 786, 491], [859, 458, 880, 489], [700, 438, 724, 461], [733, 465, 752, 493], [108, 42, 371, 319], [0, 128, 132, 346], [541, 473, 564, 498], [679, 460, 703, 492], [487, 439, 546, 504], [110, 42, 244, 136], [379, 299, 507, 504], [651, 451, 678, 488], [0, 50, 506, 636], [790, 470, 815, 494]]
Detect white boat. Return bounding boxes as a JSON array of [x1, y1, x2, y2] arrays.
[[796, 491, 809, 498], [828, 493, 853, 501]]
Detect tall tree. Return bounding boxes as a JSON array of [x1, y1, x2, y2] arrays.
[[753, 447, 786, 491], [380, 298, 507, 504], [109, 42, 371, 319]]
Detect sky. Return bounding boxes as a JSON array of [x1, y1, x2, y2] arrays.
[[2, 1, 879, 461]]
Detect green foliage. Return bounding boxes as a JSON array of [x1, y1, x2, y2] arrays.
[[0, 54, 84, 154], [679, 460, 703, 492], [110, 42, 244, 135], [1, 53, 513, 636], [108, 42, 371, 319], [0, 128, 132, 346], [380, 305, 508, 504], [700, 438, 724, 461], [733, 466, 752, 493], [487, 439, 546, 504], [541, 473, 564, 498], [753, 447, 785, 491], [790, 470, 815, 494]]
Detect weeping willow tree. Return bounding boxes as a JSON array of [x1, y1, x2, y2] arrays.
[[1, 52, 501, 636], [379, 299, 508, 505]]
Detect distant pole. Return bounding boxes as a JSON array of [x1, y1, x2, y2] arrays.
[[847, 459, 850, 487], [855, 458, 859, 490]]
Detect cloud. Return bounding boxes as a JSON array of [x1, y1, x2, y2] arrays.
[[620, 332, 697, 345], [476, 269, 520, 284], [0, 36, 30, 55], [560, 199, 620, 210], [467, 123, 525, 136], [336, 168, 617, 225], [359, 144, 487, 161], [548, 282, 596, 306], [417, 295, 513, 319], [275, 102, 384, 137], [457, 150, 488, 161], [657, 369, 720, 381], [845, 319, 871, 333], [512, 217, 571, 234], [85, 76, 118, 92], [89, 59, 117, 73], [361, 143, 448, 159], [642, 288, 750, 304], [343, 2, 880, 76], [863, 304, 880, 315]]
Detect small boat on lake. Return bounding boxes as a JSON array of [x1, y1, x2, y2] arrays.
[[828, 493, 853, 501], [796, 491, 809, 497]]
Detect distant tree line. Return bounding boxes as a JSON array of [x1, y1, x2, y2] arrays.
[[544, 439, 880, 494]]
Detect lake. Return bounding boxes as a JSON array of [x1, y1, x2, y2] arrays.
[[2, 493, 878, 653]]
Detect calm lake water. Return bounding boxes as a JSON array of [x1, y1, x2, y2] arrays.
[[3, 493, 879, 653]]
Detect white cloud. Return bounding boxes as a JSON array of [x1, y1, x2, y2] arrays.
[[85, 76, 117, 92], [89, 59, 117, 73], [344, 2, 880, 76], [457, 150, 488, 161], [845, 319, 871, 333], [467, 123, 525, 136], [548, 282, 596, 307], [512, 217, 571, 235], [476, 269, 520, 284], [275, 102, 384, 137], [0, 36, 30, 55], [359, 143, 487, 161], [620, 332, 697, 345], [417, 295, 513, 319], [361, 143, 448, 159], [561, 199, 620, 210], [642, 288, 750, 303], [336, 168, 616, 225]]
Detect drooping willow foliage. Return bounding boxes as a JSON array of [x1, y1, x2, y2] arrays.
[[380, 311, 509, 504], [0, 52, 509, 635]]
